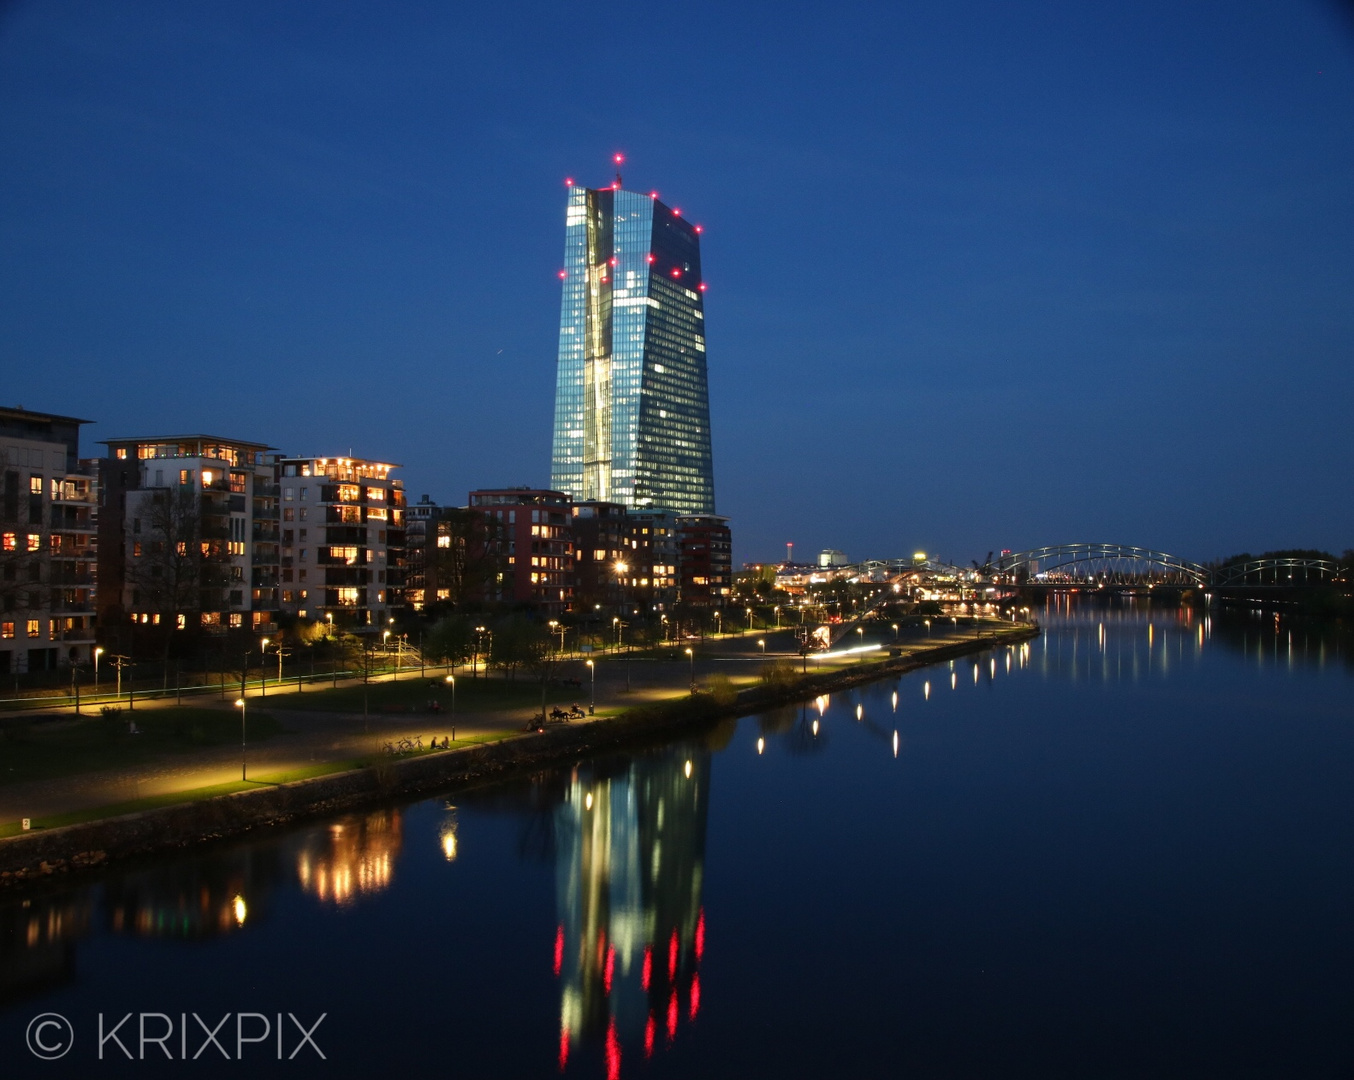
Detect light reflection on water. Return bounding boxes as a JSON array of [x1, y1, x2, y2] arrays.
[[1, 601, 1352, 1077]]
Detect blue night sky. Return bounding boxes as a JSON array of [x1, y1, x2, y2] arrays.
[[2, 0, 1352, 567]]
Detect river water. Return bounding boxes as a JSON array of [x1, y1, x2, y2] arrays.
[[3, 602, 1353, 1078]]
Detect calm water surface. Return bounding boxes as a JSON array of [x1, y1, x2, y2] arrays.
[[3, 603, 1353, 1078]]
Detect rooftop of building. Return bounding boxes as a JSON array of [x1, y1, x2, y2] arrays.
[[101, 435, 274, 452], [0, 405, 93, 427], [278, 455, 400, 480], [469, 488, 570, 507]]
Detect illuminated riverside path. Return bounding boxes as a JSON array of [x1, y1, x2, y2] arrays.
[[2, 601, 1353, 1076]]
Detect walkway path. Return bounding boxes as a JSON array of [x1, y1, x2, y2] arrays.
[[0, 624, 1013, 825]]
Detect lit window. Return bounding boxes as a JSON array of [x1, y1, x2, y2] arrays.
[[2, 533, 14, 552], [27, 534, 40, 552], [29, 476, 42, 494], [26, 619, 41, 638], [0, 622, 12, 639]]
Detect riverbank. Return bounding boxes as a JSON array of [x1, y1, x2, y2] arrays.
[[0, 623, 1038, 885]]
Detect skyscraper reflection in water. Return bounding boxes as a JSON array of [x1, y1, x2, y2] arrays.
[[552, 744, 710, 1073]]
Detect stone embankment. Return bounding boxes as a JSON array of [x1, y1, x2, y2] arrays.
[[0, 625, 1037, 886]]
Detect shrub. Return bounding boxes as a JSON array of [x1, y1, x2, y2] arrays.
[[759, 659, 798, 692]]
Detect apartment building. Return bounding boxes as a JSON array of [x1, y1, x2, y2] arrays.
[[274, 456, 405, 625], [0, 407, 98, 672], [98, 435, 278, 638]]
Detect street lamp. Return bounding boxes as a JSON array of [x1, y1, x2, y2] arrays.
[[925, 619, 931, 636], [260, 638, 270, 696], [774, 605, 781, 628], [685, 647, 694, 689], [94, 646, 104, 692], [758, 638, 765, 655], [234, 698, 248, 780], [586, 659, 595, 714], [892, 623, 899, 641], [444, 674, 455, 720], [714, 610, 722, 636]]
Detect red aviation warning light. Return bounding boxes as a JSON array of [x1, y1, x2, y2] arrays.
[[613, 153, 625, 164], [649, 191, 659, 199], [698, 282, 707, 291], [694, 224, 703, 233], [671, 267, 682, 277], [672, 207, 681, 216], [558, 270, 567, 279], [646, 253, 655, 264], [608, 256, 617, 267], [564, 177, 574, 186]]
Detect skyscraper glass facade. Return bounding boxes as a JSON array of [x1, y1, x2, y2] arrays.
[[551, 185, 715, 515]]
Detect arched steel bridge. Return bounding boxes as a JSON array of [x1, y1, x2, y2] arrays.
[[992, 544, 1347, 589]]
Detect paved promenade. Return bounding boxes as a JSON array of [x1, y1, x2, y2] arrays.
[[0, 625, 1018, 826]]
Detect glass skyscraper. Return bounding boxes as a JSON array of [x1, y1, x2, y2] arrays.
[[550, 183, 715, 515]]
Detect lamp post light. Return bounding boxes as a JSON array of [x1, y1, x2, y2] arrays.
[[685, 647, 694, 689], [474, 626, 486, 678], [892, 623, 899, 641], [774, 606, 781, 628], [586, 659, 595, 715], [260, 638, 270, 696], [758, 638, 765, 655], [746, 607, 753, 633], [445, 674, 455, 720], [234, 698, 248, 780], [613, 615, 621, 654], [548, 620, 559, 657], [925, 619, 931, 637], [94, 646, 104, 693], [714, 611, 722, 637]]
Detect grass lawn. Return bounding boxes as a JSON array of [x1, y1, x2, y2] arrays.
[[272, 672, 596, 715], [0, 707, 282, 786]]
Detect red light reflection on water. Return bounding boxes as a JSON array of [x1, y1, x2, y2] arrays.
[[644, 1014, 655, 1058], [689, 973, 701, 1020], [695, 909, 705, 960], [558, 1026, 570, 1071], [668, 929, 679, 980], [641, 945, 652, 990], [604, 945, 616, 996], [553, 925, 564, 976], [666, 990, 679, 1040], [605, 1018, 621, 1080]]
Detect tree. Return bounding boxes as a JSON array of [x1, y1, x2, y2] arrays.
[[126, 487, 231, 656], [424, 613, 476, 667], [427, 508, 505, 609], [488, 614, 549, 682]]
